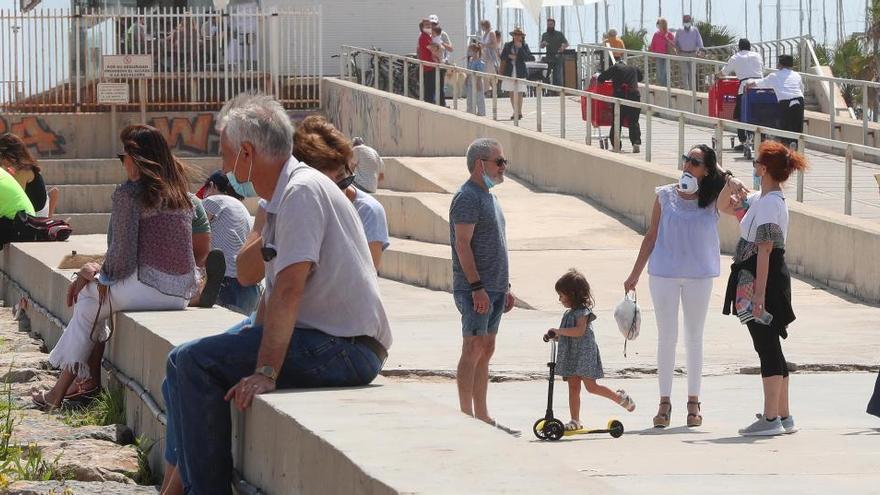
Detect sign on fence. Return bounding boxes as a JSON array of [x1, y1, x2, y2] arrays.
[[102, 55, 153, 79], [97, 83, 130, 104]]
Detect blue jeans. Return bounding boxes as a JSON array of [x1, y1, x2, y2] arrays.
[[162, 323, 383, 494], [656, 58, 669, 86], [466, 76, 486, 116], [216, 276, 260, 315]]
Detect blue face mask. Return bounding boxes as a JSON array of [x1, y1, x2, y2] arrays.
[[480, 160, 496, 189], [226, 148, 258, 198]]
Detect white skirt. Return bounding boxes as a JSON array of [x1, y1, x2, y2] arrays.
[[48, 272, 188, 379], [501, 66, 527, 94]]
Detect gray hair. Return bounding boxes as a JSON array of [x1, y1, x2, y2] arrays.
[[216, 92, 258, 133], [221, 94, 294, 160], [607, 28, 618, 37], [466, 138, 501, 172]]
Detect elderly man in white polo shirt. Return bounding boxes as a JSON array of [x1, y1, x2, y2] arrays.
[[721, 38, 764, 150], [748, 54, 804, 149], [352, 136, 385, 193], [161, 94, 392, 495]]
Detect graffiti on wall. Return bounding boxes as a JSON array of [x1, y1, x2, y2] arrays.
[[0, 116, 67, 155], [150, 113, 219, 155]]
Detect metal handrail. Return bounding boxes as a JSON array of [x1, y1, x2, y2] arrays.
[[341, 45, 878, 217]]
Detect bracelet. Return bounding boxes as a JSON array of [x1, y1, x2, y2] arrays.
[[469, 280, 483, 290]]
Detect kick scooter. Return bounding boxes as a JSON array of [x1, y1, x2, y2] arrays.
[[533, 332, 625, 441]]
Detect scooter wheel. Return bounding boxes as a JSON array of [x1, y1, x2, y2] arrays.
[[543, 419, 565, 441], [533, 419, 548, 440], [607, 419, 624, 438]]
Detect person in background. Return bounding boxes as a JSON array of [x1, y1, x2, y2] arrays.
[[721, 38, 765, 151], [721, 141, 804, 437], [429, 14, 454, 106], [0, 133, 58, 218], [479, 20, 500, 93], [351, 137, 386, 194], [0, 166, 34, 248], [197, 171, 261, 315], [674, 14, 704, 90], [597, 59, 643, 153], [500, 26, 534, 121], [868, 371, 880, 419], [466, 41, 487, 117], [604, 28, 626, 61], [650, 17, 676, 86], [540, 17, 569, 87], [747, 54, 804, 149], [417, 18, 437, 104]]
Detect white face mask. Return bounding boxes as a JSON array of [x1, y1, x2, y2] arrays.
[[683, 22, 692, 29], [678, 172, 700, 194]]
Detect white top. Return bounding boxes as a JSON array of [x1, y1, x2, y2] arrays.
[[740, 191, 789, 242], [755, 68, 804, 101], [352, 144, 385, 193], [262, 157, 392, 349], [202, 194, 251, 278], [353, 188, 390, 250], [721, 50, 765, 94], [647, 184, 721, 279]]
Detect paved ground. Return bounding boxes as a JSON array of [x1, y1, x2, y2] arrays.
[[393, 373, 880, 495], [449, 94, 880, 220]]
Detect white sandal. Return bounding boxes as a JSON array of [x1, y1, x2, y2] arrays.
[[617, 390, 636, 412], [564, 420, 583, 431]]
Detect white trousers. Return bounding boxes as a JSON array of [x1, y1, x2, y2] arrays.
[[48, 273, 188, 379], [649, 276, 714, 397]]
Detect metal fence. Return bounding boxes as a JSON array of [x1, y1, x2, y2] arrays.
[[341, 45, 880, 217], [0, 7, 322, 113]]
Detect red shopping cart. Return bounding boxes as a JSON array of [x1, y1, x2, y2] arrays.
[[580, 76, 627, 149], [708, 76, 740, 150]]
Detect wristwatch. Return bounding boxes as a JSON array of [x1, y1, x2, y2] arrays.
[[255, 365, 277, 381]]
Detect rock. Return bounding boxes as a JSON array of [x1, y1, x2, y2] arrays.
[[6, 480, 159, 495], [1, 368, 39, 383], [40, 438, 140, 484], [13, 411, 119, 444]]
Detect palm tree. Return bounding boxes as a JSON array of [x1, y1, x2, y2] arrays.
[[622, 27, 648, 51]]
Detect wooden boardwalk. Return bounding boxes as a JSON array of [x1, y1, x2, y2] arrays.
[[454, 94, 880, 221]]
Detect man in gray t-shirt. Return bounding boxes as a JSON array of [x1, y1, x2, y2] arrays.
[[449, 138, 516, 427]]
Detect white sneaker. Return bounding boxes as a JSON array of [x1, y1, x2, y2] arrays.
[[739, 414, 785, 436], [755, 413, 797, 434]]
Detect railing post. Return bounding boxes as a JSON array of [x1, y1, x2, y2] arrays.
[[677, 114, 685, 162], [74, 8, 81, 112], [373, 54, 379, 89], [536, 85, 543, 132], [387, 55, 394, 93], [585, 92, 592, 146], [340, 48, 346, 80], [470, 72, 477, 115], [643, 54, 649, 104], [452, 69, 459, 110], [612, 99, 621, 152], [690, 59, 697, 114], [863, 82, 869, 145], [665, 55, 671, 108], [715, 120, 724, 165], [828, 80, 836, 139], [434, 65, 440, 105], [403, 59, 409, 97], [796, 134, 805, 202], [491, 75, 498, 120], [645, 106, 652, 162], [418, 64, 424, 101], [560, 90, 566, 139], [845, 144, 853, 215]]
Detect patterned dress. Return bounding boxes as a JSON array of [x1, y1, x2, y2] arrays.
[[555, 308, 604, 379]]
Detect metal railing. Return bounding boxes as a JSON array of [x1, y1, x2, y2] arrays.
[[577, 42, 880, 146], [341, 45, 880, 217], [703, 35, 816, 71], [0, 6, 322, 112]]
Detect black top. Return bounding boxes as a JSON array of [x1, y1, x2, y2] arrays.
[[597, 62, 644, 95], [723, 248, 796, 338], [500, 42, 535, 78], [25, 171, 47, 212]]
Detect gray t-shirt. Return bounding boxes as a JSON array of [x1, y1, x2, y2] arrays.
[[262, 158, 392, 349], [352, 144, 385, 193], [353, 188, 390, 250], [202, 194, 251, 278], [449, 180, 509, 293]]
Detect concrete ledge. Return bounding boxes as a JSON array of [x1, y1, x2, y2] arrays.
[[39, 157, 222, 185], [374, 191, 450, 245], [380, 238, 453, 292], [381, 158, 448, 193], [324, 78, 880, 303], [1, 238, 616, 495]]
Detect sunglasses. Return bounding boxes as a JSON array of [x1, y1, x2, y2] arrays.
[[482, 157, 508, 167], [336, 174, 357, 190], [681, 154, 705, 166]]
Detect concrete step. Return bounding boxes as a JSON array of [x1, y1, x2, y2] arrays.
[[63, 213, 110, 235], [54, 184, 204, 213], [381, 157, 453, 193], [40, 157, 222, 185], [374, 190, 451, 245]]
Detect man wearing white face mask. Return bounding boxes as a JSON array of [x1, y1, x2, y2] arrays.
[[624, 144, 745, 430], [674, 14, 704, 90], [450, 138, 517, 433]]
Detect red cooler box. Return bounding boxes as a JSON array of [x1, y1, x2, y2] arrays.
[[580, 76, 614, 126], [708, 77, 740, 119]]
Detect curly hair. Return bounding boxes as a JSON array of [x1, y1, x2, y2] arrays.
[[554, 268, 595, 310], [120, 125, 192, 210], [757, 141, 808, 183], [0, 133, 39, 173], [292, 115, 353, 176]]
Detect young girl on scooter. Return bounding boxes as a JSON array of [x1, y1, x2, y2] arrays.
[[547, 269, 636, 431]]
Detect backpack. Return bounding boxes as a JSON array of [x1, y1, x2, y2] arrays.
[[13, 211, 73, 242]]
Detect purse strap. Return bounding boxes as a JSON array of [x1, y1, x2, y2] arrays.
[[623, 289, 639, 357], [89, 285, 114, 344]]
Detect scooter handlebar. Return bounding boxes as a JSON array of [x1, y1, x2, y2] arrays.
[[543, 330, 557, 342]]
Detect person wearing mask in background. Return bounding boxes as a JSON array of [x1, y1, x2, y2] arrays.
[[674, 14, 704, 90], [540, 18, 569, 87], [597, 59, 644, 153], [351, 137, 385, 194], [197, 171, 261, 315], [650, 17, 676, 86], [721, 38, 765, 151], [429, 14, 454, 106], [417, 18, 437, 104], [747, 54, 804, 149]]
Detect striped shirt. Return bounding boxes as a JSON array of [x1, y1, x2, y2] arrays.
[[202, 194, 251, 278]]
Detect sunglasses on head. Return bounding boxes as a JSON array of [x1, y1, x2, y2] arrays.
[[681, 154, 704, 166]]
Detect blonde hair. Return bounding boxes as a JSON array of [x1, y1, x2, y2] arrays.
[[657, 17, 668, 30]]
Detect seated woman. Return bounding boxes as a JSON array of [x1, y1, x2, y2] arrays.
[[1, 132, 58, 218], [32, 125, 199, 410]]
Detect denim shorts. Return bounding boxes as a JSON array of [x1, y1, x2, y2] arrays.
[[453, 290, 506, 337]]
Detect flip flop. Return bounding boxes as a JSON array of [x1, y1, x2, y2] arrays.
[[31, 391, 60, 412]]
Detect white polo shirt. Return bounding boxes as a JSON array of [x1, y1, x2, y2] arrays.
[[262, 156, 392, 349], [721, 50, 765, 94], [755, 68, 804, 101]]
